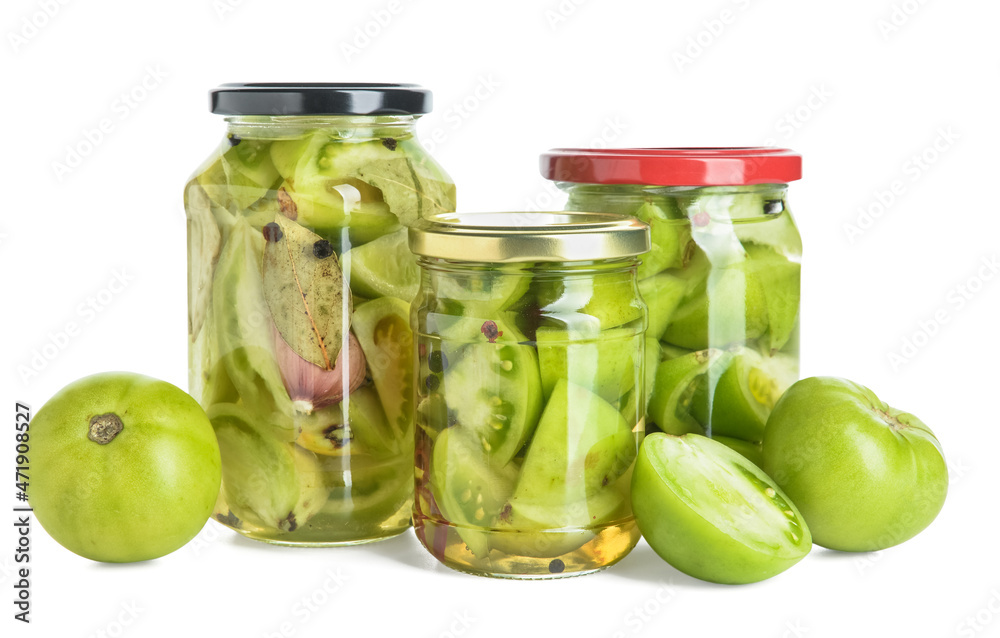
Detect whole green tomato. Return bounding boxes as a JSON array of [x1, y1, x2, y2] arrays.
[[28, 372, 222, 562], [762, 377, 948, 552]]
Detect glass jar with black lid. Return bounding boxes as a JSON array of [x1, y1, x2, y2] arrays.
[[185, 83, 455, 545]]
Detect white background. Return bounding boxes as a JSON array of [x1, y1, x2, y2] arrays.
[[2, 0, 999, 636]]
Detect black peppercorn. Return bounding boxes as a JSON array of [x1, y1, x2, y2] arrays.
[[313, 239, 334, 259], [262, 222, 283, 242]]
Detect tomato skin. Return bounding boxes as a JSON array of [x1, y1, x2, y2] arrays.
[[762, 376, 948, 552], [28, 372, 222, 563]]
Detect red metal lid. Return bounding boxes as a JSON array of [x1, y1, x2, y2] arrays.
[[540, 147, 802, 186]]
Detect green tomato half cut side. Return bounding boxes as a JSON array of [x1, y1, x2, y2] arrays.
[[631, 432, 811, 584]]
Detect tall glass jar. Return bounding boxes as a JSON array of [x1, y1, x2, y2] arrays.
[[185, 84, 455, 545], [541, 148, 802, 467], [409, 212, 651, 578]]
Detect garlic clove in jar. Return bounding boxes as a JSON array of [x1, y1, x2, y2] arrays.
[[273, 325, 367, 413]]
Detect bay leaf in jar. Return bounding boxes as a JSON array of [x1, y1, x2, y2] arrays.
[[262, 215, 352, 370]]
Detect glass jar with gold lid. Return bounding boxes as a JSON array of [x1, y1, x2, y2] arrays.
[[409, 212, 650, 578]]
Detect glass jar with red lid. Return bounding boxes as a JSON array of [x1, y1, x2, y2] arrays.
[[541, 148, 802, 464]]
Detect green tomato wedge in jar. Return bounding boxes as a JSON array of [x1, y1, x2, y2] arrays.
[[690, 347, 796, 442], [632, 200, 693, 280], [441, 321, 543, 465], [430, 427, 519, 558], [212, 217, 294, 427], [351, 297, 415, 439], [295, 384, 399, 458], [535, 326, 640, 404], [745, 243, 801, 353], [648, 349, 724, 435], [631, 432, 811, 584], [210, 404, 327, 533], [494, 379, 636, 558], [345, 226, 420, 301], [662, 254, 769, 350]]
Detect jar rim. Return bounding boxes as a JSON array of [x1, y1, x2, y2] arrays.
[[408, 212, 651, 263]]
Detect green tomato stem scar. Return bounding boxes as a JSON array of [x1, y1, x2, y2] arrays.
[[88, 413, 123, 445], [875, 408, 907, 431]]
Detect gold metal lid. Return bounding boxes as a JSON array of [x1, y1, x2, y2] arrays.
[[408, 212, 650, 263]]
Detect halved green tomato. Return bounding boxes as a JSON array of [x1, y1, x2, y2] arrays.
[[713, 435, 764, 468], [351, 298, 414, 438], [631, 433, 811, 584], [346, 227, 419, 301], [429, 427, 518, 558], [442, 322, 543, 465]]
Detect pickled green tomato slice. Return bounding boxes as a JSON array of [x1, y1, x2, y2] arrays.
[[433, 265, 533, 317], [295, 384, 398, 458], [351, 297, 415, 439], [691, 347, 797, 442], [223, 138, 281, 209], [210, 404, 327, 532], [269, 135, 311, 179], [745, 243, 801, 353], [631, 433, 811, 584], [270, 133, 454, 240], [535, 326, 640, 404], [632, 200, 693, 280], [195, 138, 280, 210], [430, 427, 518, 558], [539, 271, 644, 331], [662, 200, 771, 350], [273, 134, 397, 234], [320, 453, 412, 520], [662, 257, 769, 350], [648, 349, 723, 435], [506, 379, 635, 526], [493, 379, 635, 558], [212, 217, 294, 425], [638, 272, 688, 341], [345, 227, 419, 301], [442, 322, 543, 465]]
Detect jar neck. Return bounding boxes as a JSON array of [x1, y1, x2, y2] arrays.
[[417, 256, 639, 277], [559, 183, 788, 196], [224, 114, 419, 140], [560, 183, 790, 221]]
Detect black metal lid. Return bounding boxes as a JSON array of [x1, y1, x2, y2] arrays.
[[209, 83, 432, 116]]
